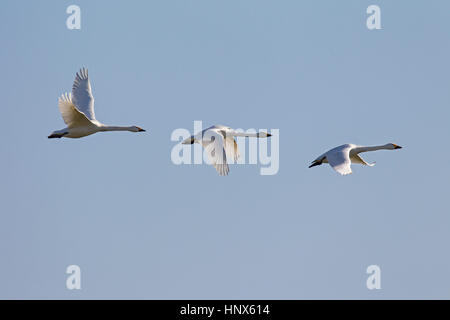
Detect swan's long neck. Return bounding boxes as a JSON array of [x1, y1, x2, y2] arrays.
[[101, 126, 135, 132], [232, 132, 269, 138], [353, 144, 391, 153], [233, 132, 258, 137]]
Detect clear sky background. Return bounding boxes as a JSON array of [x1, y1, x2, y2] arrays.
[[1, 0, 449, 299]]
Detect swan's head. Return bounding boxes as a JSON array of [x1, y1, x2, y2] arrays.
[[387, 143, 402, 150], [132, 126, 146, 132], [257, 132, 272, 138]]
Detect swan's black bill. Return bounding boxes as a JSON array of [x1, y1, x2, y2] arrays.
[[257, 132, 272, 137], [394, 145, 402, 149], [138, 128, 146, 132]]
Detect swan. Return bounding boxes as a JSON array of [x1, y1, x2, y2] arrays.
[[309, 143, 402, 175], [182, 125, 272, 176], [48, 68, 145, 139]]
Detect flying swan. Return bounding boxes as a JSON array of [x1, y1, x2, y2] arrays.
[[182, 125, 272, 176], [48, 68, 145, 139], [309, 143, 402, 175]]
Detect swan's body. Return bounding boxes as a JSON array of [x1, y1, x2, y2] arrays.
[[182, 125, 271, 176], [309, 143, 402, 175], [48, 68, 145, 139]]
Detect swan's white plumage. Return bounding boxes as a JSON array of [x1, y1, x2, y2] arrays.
[[58, 93, 93, 128], [310, 143, 401, 175], [49, 68, 145, 139], [204, 142, 229, 176], [201, 129, 230, 176], [223, 134, 240, 163], [326, 146, 353, 175], [72, 68, 96, 120], [350, 153, 375, 167], [182, 125, 271, 176]]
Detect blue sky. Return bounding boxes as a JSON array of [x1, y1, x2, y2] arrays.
[[1, 0, 449, 299]]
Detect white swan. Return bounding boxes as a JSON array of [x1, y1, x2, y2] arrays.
[[309, 143, 402, 175], [48, 68, 145, 139], [182, 125, 272, 176]]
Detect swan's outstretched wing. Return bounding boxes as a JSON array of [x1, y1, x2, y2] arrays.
[[227, 137, 240, 163], [72, 68, 96, 120], [58, 93, 94, 128], [327, 148, 352, 175], [201, 130, 229, 176], [220, 130, 240, 163], [350, 154, 375, 166]]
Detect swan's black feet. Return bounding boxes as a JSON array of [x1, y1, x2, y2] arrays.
[[309, 161, 322, 168], [48, 133, 67, 139]]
